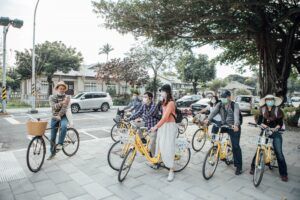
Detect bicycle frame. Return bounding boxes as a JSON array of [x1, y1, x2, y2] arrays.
[[209, 126, 231, 160], [255, 129, 274, 166]]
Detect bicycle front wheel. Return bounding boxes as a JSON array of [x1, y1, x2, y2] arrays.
[[253, 149, 265, 187], [191, 129, 207, 152], [118, 148, 136, 182], [202, 146, 219, 180], [107, 141, 130, 171], [62, 128, 80, 157], [173, 148, 191, 172], [26, 136, 46, 173], [178, 117, 188, 135], [111, 123, 128, 142]]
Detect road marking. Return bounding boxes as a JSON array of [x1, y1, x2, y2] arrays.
[[4, 117, 21, 125], [80, 130, 99, 140]]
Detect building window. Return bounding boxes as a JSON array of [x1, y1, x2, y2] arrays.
[[84, 82, 97, 92]]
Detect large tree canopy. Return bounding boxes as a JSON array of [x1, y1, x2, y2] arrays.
[[15, 41, 83, 95], [93, 0, 300, 98], [176, 53, 216, 94]]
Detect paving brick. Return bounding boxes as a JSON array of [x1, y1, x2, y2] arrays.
[[108, 184, 140, 200], [42, 192, 68, 200], [15, 191, 41, 200], [34, 180, 59, 197], [69, 171, 94, 186], [46, 170, 72, 184], [9, 178, 35, 195], [0, 188, 14, 200], [57, 181, 86, 199], [83, 182, 113, 200], [70, 194, 96, 200]]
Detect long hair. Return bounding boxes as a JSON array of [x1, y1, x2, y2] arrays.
[[162, 90, 173, 106]]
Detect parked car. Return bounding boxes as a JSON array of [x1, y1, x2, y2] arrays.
[[191, 98, 211, 116], [70, 92, 113, 113], [235, 95, 255, 114], [291, 97, 300, 108], [176, 95, 202, 108]]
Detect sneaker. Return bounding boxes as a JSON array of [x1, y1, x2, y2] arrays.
[[249, 168, 254, 175], [281, 176, 288, 182], [56, 144, 63, 151], [47, 154, 55, 160], [167, 170, 175, 182], [235, 168, 242, 175]]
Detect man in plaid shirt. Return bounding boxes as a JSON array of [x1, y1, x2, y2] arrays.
[[128, 91, 160, 156]]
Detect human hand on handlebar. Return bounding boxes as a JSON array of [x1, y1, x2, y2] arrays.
[[232, 125, 239, 132]]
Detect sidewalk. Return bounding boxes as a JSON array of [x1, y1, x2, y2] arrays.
[[0, 122, 300, 200]]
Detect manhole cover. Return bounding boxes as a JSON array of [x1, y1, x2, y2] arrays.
[[0, 151, 26, 183]]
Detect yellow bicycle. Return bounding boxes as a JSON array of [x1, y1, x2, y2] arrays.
[[110, 109, 131, 141], [202, 124, 233, 180], [118, 121, 191, 182], [249, 122, 278, 187]]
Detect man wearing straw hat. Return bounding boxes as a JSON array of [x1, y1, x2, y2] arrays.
[[249, 94, 288, 182], [48, 81, 72, 160]]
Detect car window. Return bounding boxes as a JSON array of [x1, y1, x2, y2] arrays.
[[84, 94, 93, 99], [240, 97, 252, 103], [93, 93, 107, 98], [73, 93, 84, 99]]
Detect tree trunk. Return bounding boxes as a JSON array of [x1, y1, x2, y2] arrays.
[[47, 76, 53, 96], [153, 72, 157, 101], [192, 82, 197, 94]]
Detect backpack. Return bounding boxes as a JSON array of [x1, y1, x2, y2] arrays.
[[229, 101, 243, 125], [171, 107, 183, 124]]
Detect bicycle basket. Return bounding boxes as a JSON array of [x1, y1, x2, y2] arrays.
[[26, 120, 48, 136]]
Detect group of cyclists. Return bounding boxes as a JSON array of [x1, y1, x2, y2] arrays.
[[49, 81, 288, 183]]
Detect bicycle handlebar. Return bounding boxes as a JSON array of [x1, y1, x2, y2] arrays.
[[248, 122, 284, 132]]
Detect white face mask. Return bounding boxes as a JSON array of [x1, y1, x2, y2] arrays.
[[142, 97, 148, 104], [159, 96, 164, 101], [161, 92, 167, 99]]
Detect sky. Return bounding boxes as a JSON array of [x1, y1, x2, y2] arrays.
[[0, 0, 253, 78]]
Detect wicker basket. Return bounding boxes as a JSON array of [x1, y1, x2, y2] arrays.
[[26, 121, 48, 136]]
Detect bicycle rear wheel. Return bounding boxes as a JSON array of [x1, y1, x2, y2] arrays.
[[62, 128, 80, 157], [202, 146, 219, 180], [178, 117, 188, 135], [191, 129, 207, 152], [171, 148, 191, 172], [111, 123, 128, 142], [118, 148, 136, 182], [253, 149, 265, 187], [107, 141, 129, 171], [26, 136, 46, 173]]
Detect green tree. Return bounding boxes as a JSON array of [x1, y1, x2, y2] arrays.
[[224, 74, 247, 84], [176, 53, 216, 94], [127, 41, 178, 99], [99, 43, 114, 62], [92, 0, 300, 98], [207, 79, 227, 94], [145, 78, 163, 95], [15, 41, 83, 95], [236, 89, 251, 96]]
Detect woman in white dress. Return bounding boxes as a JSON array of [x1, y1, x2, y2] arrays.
[[151, 84, 177, 182]]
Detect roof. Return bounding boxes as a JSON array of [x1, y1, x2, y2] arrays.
[[221, 81, 255, 90], [157, 74, 191, 85], [54, 64, 98, 78]]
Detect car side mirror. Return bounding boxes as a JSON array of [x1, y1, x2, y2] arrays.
[[80, 97, 85, 100]]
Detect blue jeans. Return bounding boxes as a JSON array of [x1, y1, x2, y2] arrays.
[[222, 126, 243, 169], [211, 120, 221, 134], [251, 132, 288, 176], [50, 115, 68, 155]]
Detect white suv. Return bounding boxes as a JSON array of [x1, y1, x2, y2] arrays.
[[70, 92, 113, 113], [235, 95, 254, 114]]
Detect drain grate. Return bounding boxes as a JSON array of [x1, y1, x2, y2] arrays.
[[0, 151, 26, 183]]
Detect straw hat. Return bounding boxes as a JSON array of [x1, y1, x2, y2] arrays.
[[259, 94, 282, 107], [55, 81, 68, 90]]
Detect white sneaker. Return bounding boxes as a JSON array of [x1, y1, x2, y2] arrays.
[[167, 170, 175, 182]]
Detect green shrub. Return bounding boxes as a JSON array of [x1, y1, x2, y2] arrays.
[[7, 100, 31, 108], [113, 96, 131, 106]]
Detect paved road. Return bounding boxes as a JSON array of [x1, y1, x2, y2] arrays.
[[0, 108, 117, 151], [0, 109, 299, 200]]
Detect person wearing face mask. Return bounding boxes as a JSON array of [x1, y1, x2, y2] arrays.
[[123, 91, 142, 114], [249, 95, 288, 182], [204, 90, 243, 175], [150, 84, 177, 182], [127, 92, 159, 156], [48, 81, 73, 160], [197, 96, 222, 134]]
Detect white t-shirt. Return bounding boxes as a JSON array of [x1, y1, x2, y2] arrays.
[[206, 105, 221, 122]]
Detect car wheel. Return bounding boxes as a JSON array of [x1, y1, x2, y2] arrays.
[[71, 104, 80, 113], [101, 103, 109, 112]]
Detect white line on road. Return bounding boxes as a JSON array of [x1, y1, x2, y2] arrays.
[[4, 117, 21, 125], [80, 130, 99, 140]]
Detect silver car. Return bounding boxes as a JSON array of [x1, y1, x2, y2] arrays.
[[235, 95, 255, 114], [70, 92, 113, 113]]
